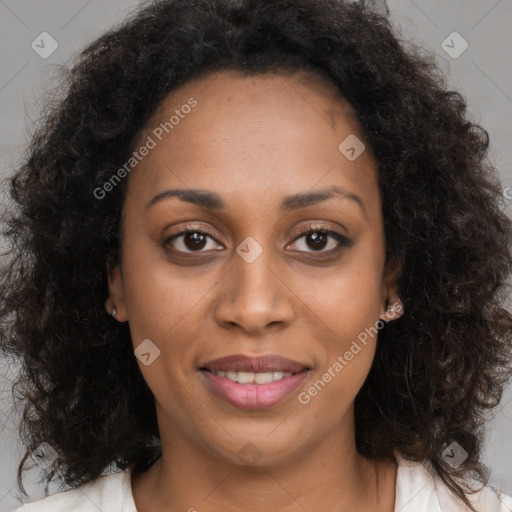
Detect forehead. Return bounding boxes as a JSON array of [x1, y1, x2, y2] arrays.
[[126, 69, 380, 222]]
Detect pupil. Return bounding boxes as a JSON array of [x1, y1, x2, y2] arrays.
[[308, 232, 327, 250], [185, 232, 206, 250]]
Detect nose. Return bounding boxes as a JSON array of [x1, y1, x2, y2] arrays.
[[213, 241, 295, 335]]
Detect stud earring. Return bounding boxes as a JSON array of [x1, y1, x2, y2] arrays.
[[380, 298, 404, 321], [111, 306, 117, 318]]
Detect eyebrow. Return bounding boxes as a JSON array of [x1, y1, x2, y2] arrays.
[[146, 185, 368, 219]]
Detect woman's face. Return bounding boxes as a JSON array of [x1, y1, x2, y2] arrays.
[[107, 69, 401, 466]]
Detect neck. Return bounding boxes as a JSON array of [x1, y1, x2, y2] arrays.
[[132, 424, 397, 512]]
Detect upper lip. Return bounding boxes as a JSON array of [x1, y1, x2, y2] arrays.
[[200, 354, 309, 373]]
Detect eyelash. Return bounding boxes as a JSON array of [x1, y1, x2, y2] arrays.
[[163, 224, 352, 256]]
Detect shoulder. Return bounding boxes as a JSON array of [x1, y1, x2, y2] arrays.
[[12, 466, 137, 512], [395, 454, 512, 512]]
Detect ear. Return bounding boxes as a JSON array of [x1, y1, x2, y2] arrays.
[[105, 260, 128, 322], [379, 255, 404, 322]]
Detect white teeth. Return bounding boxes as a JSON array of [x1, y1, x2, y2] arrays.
[[213, 370, 293, 384], [255, 372, 275, 384], [236, 371, 255, 384]]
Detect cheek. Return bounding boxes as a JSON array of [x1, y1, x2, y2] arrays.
[[119, 232, 207, 343], [294, 249, 383, 393], [119, 233, 217, 401], [300, 300, 380, 414], [294, 252, 383, 339]]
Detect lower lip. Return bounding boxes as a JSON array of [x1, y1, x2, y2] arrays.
[[200, 369, 309, 410]]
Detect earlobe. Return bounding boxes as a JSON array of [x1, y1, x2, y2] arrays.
[[379, 295, 404, 322], [379, 256, 404, 322], [105, 263, 128, 322]]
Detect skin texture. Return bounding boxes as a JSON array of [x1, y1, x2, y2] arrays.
[[1, 2, 509, 508], [106, 70, 403, 512]]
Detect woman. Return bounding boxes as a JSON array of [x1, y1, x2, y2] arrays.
[[1, 0, 511, 511]]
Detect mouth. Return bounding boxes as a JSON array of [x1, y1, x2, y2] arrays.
[[201, 368, 298, 384], [198, 354, 311, 410], [200, 353, 309, 373]]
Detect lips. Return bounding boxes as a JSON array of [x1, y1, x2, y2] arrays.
[[198, 354, 311, 409], [199, 354, 309, 374]]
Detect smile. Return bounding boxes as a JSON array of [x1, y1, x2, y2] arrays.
[[199, 368, 310, 410], [198, 353, 311, 410], [211, 370, 293, 384]]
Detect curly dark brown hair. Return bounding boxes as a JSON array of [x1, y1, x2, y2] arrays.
[[1, 0, 512, 509]]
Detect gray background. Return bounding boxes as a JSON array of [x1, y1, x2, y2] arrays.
[[0, 0, 511, 510]]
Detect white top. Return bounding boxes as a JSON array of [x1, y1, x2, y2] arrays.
[[12, 455, 512, 512]]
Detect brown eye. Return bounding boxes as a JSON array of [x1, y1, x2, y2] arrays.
[[289, 227, 352, 254], [164, 229, 223, 254]]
